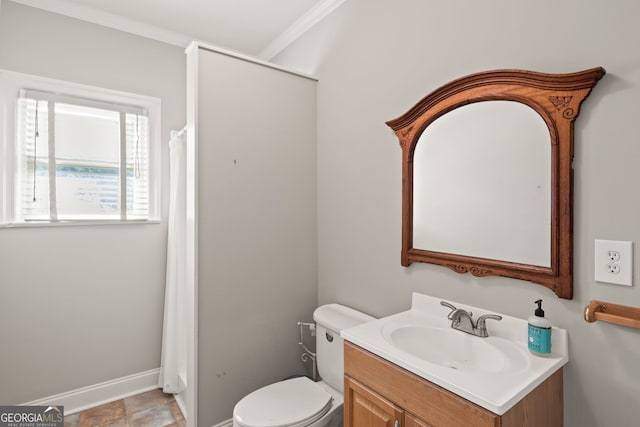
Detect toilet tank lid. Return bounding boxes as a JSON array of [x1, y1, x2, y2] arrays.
[[313, 304, 374, 332]]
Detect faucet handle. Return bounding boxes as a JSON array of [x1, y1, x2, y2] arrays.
[[440, 301, 472, 319], [440, 301, 459, 319], [440, 301, 457, 312], [477, 313, 503, 322], [475, 314, 503, 337]]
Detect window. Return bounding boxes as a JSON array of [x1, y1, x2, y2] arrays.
[[0, 71, 161, 225]]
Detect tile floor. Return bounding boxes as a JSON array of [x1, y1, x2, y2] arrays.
[[63, 388, 185, 427]]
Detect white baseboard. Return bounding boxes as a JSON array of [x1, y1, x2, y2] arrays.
[[21, 368, 161, 415], [212, 420, 233, 427]]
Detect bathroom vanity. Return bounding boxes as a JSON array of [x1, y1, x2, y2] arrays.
[[344, 342, 562, 426], [341, 293, 568, 427]]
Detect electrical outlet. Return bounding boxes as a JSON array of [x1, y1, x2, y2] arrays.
[[607, 250, 621, 262], [606, 263, 620, 274], [594, 240, 633, 286]]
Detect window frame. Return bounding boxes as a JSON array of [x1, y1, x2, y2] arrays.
[[0, 70, 161, 226]]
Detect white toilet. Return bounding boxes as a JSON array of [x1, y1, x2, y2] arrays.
[[232, 304, 374, 427]]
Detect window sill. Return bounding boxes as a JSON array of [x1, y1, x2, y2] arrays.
[[0, 219, 161, 228]]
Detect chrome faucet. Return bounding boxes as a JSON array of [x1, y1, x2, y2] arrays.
[[440, 301, 502, 338]]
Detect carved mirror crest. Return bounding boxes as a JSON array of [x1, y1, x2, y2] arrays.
[[386, 68, 605, 299]]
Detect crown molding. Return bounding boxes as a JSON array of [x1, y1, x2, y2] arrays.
[[258, 0, 348, 60], [7, 0, 347, 61], [7, 0, 191, 47]]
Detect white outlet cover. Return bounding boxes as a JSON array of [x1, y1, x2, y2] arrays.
[[594, 240, 633, 286]]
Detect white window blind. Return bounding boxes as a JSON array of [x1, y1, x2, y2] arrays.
[[16, 89, 151, 222]]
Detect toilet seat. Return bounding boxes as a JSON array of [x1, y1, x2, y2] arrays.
[[233, 376, 333, 427]]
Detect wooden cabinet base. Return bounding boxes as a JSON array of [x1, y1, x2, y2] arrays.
[[345, 377, 403, 427], [344, 342, 563, 427]]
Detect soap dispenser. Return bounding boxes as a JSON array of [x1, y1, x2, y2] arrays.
[[528, 299, 551, 355]]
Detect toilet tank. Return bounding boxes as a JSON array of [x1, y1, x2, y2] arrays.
[[313, 304, 374, 392]]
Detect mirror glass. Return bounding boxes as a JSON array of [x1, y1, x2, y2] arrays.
[[413, 101, 551, 267]]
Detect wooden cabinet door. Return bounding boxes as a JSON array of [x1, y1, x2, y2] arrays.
[[345, 376, 403, 427], [405, 412, 432, 427]]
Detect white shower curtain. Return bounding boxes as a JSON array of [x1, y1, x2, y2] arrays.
[[159, 128, 187, 394]]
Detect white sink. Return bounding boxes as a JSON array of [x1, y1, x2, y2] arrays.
[[341, 292, 568, 415], [382, 324, 529, 374]]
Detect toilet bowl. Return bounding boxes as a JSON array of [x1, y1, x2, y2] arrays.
[[233, 377, 342, 427], [232, 304, 373, 427]]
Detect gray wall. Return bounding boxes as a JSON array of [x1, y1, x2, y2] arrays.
[[0, 1, 185, 403], [275, 0, 640, 426], [192, 48, 318, 426]]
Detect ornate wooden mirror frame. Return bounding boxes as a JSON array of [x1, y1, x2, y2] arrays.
[[386, 68, 605, 299]]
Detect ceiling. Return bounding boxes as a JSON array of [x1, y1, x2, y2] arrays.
[[8, 0, 342, 59]]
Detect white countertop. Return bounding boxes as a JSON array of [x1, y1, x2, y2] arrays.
[[341, 292, 568, 415]]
